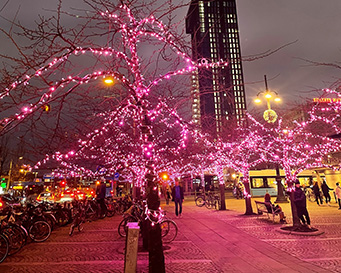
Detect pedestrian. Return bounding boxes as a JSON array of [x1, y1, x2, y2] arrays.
[[165, 184, 171, 205], [335, 182, 341, 210], [171, 179, 184, 218], [321, 181, 333, 206], [312, 181, 323, 205], [294, 180, 311, 228], [96, 178, 107, 217]]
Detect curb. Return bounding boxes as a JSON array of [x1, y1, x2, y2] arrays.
[[276, 226, 324, 236]]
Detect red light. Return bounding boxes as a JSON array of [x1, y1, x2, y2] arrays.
[[71, 193, 74, 197], [0, 201, 3, 207]]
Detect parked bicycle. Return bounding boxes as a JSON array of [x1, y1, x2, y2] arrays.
[[117, 201, 178, 243], [195, 191, 221, 210]]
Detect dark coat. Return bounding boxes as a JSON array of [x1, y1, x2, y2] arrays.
[[312, 184, 321, 196], [321, 182, 332, 195], [171, 185, 184, 200], [96, 183, 106, 199], [294, 187, 306, 208]]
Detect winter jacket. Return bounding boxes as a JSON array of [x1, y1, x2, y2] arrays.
[[171, 185, 184, 200], [294, 187, 306, 208], [336, 186, 341, 199], [321, 182, 332, 195], [96, 183, 106, 199], [312, 184, 321, 195]]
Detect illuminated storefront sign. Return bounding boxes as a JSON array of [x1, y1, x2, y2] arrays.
[[313, 98, 341, 103]]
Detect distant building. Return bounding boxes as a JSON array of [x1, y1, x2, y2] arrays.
[[186, 0, 247, 136]]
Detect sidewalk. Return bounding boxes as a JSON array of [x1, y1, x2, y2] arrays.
[[0, 197, 339, 273], [161, 200, 331, 273]]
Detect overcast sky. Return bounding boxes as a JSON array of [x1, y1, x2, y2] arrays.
[[1, 0, 341, 109]]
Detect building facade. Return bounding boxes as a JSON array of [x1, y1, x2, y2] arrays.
[[186, 0, 247, 135]]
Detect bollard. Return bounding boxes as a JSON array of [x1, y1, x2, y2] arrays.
[[124, 222, 140, 273]]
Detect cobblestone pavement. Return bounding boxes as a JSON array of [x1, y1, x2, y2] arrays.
[[207, 196, 341, 273], [0, 196, 339, 272]]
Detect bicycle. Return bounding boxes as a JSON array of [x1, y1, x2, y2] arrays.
[[69, 202, 85, 236], [0, 232, 9, 263], [304, 187, 315, 202], [203, 192, 220, 210], [195, 194, 206, 207], [118, 201, 178, 243]]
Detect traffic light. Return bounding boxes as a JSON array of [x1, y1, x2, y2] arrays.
[[60, 180, 66, 187]]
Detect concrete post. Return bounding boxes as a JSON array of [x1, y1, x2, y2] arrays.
[[124, 222, 140, 273]]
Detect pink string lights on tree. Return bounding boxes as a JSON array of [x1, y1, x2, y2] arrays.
[[0, 3, 229, 183]]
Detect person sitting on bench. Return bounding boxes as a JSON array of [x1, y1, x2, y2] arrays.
[[264, 192, 287, 223]]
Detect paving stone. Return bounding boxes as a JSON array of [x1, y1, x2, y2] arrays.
[[0, 197, 339, 272]]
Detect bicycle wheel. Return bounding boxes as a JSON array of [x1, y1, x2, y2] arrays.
[[3, 225, 25, 256], [106, 203, 116, 217], [29, 221, 51, 242], [0, 234, 9, 263], [15, 225, 28, 246], [54, 210, 69, 227], [204, 198, 213, 209], [195, 196, 205, 207], [118, 217, 137, 237], [160, 220, 178, 243]]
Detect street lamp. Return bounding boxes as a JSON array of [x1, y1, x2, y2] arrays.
[[254, 75, 281, 123], [254, 75, 288, 203], [103, 77, 115, 85], [7, 156, 24, 191]]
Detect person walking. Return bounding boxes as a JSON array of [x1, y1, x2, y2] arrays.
[[312, 181, 323, 206], [335, 182, 341, 210], [321, 181, 333, 206], [294, 180, 311, 228], [171, 179, 184, 218], [165, 184, 171, 205], [96, 178, 107, 218]]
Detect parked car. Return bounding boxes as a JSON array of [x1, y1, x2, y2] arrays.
[[54, 189, 74, 202], [36, 191, 55, 202]]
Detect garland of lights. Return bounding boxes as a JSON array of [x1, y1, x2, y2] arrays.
[[3, 4, 341, 202]]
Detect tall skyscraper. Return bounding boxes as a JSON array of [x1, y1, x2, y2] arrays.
[[186, 0, 247, 135]]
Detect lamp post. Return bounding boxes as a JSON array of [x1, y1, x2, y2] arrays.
[[254, 75, 288, 203], [254, 75, 281, 123], [7, 156, 23, 191]]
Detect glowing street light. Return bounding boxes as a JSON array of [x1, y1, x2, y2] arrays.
[[103, 77, 115, 85], [254, 75, 281, 123]]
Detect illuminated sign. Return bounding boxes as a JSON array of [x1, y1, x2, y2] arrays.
[[313, 98, 341, 103]]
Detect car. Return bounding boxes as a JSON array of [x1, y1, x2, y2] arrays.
[[74, 189, 86, 200], [36, 191, 55, 202]]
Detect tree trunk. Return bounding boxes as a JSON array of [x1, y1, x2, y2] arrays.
[[243, 181, 253, 215], [286, 180, 301, 227], [275, 165, 288, 203], [219, 184, 226, 210], [146, 175, 165, 273]]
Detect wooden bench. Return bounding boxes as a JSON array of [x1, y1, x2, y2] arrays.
[[255, 201, 281, 223]]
